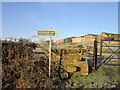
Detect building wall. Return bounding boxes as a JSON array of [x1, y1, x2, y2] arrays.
[[85, 37, 95, 44], [84, 34, 98, 44], [64, 38, 72, 43], [101, 33, 109, 37], [72, 37, 84, 43], [56, 39, 64, 44], [72, 34, 97, 44]]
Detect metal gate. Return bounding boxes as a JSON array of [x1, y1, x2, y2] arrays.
[[99, 39, 120, 66]]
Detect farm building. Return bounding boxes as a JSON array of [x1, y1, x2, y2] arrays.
[[64, 38, 72, 43], [84, 34, 98, 43], [56, 34, 98, 44], [56, 37, 76, 44], [97, 32, 120, 41], [71, 34, 98, 44], [64, 37, 76, 43], [72, 36, 85, 43], [56, 32, 119, 45], [100, 32, 119, 37], [56, 39, 64, 44]]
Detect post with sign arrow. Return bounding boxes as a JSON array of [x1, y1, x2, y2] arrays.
[[33, 26, 58, 78], [49, 26, 52, 78]]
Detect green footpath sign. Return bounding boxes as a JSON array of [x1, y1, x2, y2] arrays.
[[37, 30, 58, 36], [33, 26, 58, 78]]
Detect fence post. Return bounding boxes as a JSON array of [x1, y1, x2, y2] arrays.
[[100, 39, 103, 63], [93, 38, 97, 70]]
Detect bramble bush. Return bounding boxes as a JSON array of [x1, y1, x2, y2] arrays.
[[2, 39, 57, 88]]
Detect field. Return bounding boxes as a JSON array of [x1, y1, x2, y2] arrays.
[[1, 39, 120, 89]]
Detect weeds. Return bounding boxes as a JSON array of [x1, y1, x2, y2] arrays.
[[65, 65, 119, 88]]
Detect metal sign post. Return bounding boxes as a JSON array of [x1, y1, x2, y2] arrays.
[[33, 26, 58, 78]]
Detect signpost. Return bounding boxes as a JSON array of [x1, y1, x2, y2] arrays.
[[37, 30, 58, 36], [33, 26, 58, 78]]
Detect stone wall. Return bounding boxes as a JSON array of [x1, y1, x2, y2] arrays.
[[50, 48, 89, 76]]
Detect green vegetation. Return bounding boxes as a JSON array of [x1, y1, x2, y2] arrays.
[[2, 39, 120, 88], [64, 65, 119, 88]]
